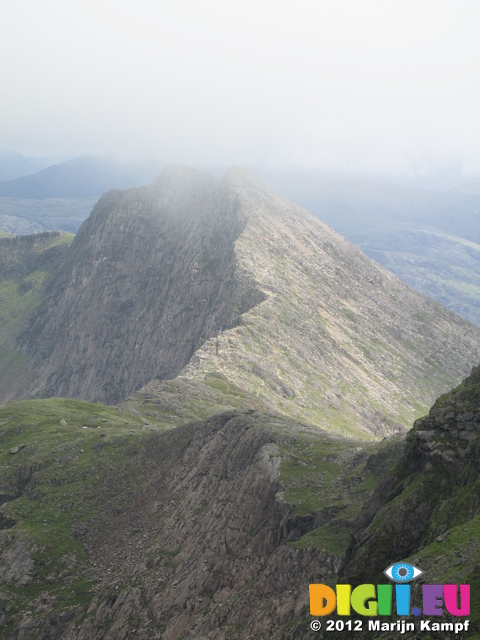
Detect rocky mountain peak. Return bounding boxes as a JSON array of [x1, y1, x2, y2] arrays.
[[406, 362, 480, 472], [4, 166, 480, 438], [18, 167, 263, 404]]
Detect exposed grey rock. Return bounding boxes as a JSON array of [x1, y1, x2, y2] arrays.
[[341, 363, 480, 586], [9, 444, 25, 455], [0, 533, 34, 587]]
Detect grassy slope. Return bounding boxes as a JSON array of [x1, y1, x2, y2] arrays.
[[0, 398, 152, 636], [279, 432, 401, 556], [121, 374, 272, 428], [0, 233, 74, 403]]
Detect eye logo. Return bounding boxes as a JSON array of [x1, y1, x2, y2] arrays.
[[384, 562, 423, 583], [310, 560, 470, 618]]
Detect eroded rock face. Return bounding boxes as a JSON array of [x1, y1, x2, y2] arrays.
[[341, 364, 480, 584], [0, 534, 34, 588], [2, 369, 480, 638], [4, 412, 340, 639], [21, 167, 264, 404]]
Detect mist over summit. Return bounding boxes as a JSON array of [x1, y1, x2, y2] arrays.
[[2, 155, 478, 328]]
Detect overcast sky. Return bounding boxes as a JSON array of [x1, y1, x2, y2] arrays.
[[1, 0, 479, 177]]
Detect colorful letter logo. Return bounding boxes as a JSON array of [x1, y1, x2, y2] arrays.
[[309, 562, 470, 618]]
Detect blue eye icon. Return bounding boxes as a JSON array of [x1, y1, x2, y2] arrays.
[[384, 562, 423, 583]]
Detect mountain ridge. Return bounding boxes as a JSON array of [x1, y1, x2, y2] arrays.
[[2, 165, 479, 439], [3, 162, 478, 328], [0, 156, 164, 199], [256, 169, 480, 325]]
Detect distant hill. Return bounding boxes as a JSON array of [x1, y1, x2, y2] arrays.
[[255, 170, 480, 243], [0, 213, 47, 235], [0, 155, 164, 199], [0, 155, 165, 235], [364, 228, 480, 326], [0, 197, 98, 234], [0, 150, 52, 181]]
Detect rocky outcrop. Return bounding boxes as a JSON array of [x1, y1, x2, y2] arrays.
[[341, 363, 480, 585], [0, 534, 34, 588]]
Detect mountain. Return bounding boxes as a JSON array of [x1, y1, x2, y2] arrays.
[[364, 228, 480, 326], [1, 166, 480, 442], [0, 151, 52, 182], [343, 363, 480, 585], [0, 155, 165, 237], [337, 362, 480, 638], [3, 162, 478, 330], [0, 214, 47, 236], [255, 169, 480, 326], [255, 170, 480, 243], [0, 397, 385, 639], [0, 232, 75, 404], [0, 156, 164, 199]]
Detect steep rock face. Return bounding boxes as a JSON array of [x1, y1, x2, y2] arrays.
[[9, 166, 480, 438], [341, 363, 480, 588], [72, 413, 335, 640], [21, 167, 264, 403], [177, 169, 480, 436]]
